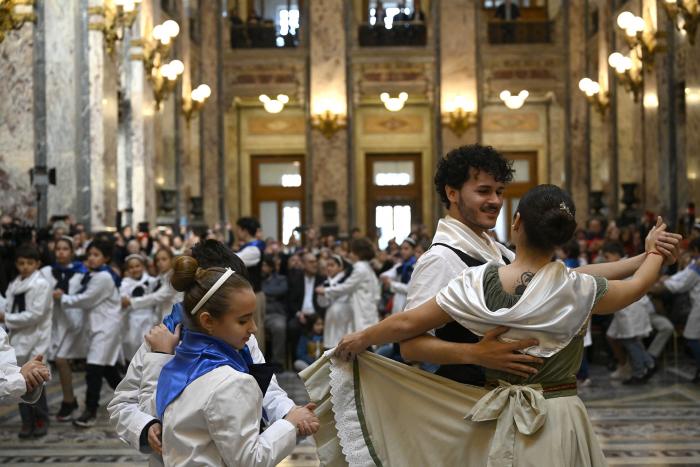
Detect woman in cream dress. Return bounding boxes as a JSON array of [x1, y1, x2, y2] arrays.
[[305, 185, 681, 467]]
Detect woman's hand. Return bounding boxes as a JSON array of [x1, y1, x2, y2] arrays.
[[121, 296, 131, 308], [52, 289, 64, 300], [335, 331, 369, 361], [644, 216, 683, 265], [145, 324, 181, 354]]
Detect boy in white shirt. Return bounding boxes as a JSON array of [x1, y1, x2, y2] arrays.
[[0, 244, 53, 437]]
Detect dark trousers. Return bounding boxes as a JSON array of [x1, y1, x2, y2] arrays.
[[85, 364, 122, 411], [18, 390, 49, 426]]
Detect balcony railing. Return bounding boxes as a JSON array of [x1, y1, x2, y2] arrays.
[[488, 20, 553, 44], [230, 22, 299, 49], [358, 22, 427, 47]]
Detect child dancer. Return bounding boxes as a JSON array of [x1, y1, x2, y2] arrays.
[[40, 237, 88, 421], [55, 239, 123, 427], [120, 254, 155, 361], [316, 238, 380, 334], [321, 255, 353, 349], [1, 244, 53, 438], [155, 256, 317, 466], [0, 327, 50, 405], [122, 248, 181, 322]]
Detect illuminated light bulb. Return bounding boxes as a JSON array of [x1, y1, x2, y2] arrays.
[[152, 24, 164, 41], [169, 59, 184, 75], [163, 20, 180, 38], [197, 84, 211, 99], [617, 11, 635, 29]]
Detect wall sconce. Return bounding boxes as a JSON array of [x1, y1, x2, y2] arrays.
[[662, 0, 700, 45], [616, 11, 663, 68], [578, 78, 610, 115], [259, 94, 289, 113], [442, 96, 477, 137], [88, 0, 141, 55], [380, 92, 408, 112], [311, 110, 347, 139], [182, 84, 211, 123], [608, 52, 643, 102], [152, 59, 183, 109], [131, 19, 179, 78], [499, 90, 529, 110], [0, 0, 36, 44]]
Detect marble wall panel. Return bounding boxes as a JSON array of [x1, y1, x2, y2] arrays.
[[0, 26, 35, 221]]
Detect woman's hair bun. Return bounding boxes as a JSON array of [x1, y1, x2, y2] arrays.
[[517, 184, 577, 252], [171, 256, 201, 292]]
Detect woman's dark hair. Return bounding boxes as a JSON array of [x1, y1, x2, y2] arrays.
[[15, 243, 41, 261], [236, 217, 261, 237], [516, 184, 577, 252], [601, 241, 626, 258], [88, 239, 114, 261], [350, 238, 375, 261], [191, 239, 250, 281], [435, 144, 514, 209], [171, 256, 253, 328], [262, 254, 276, 269]]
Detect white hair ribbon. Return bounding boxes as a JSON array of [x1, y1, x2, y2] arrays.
[[190, 268, 236, 315]]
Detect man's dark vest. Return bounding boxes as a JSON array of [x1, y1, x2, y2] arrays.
[[430, 242, 510, 386]]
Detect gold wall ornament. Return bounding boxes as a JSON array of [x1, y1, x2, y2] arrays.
[[152, 59, 183, 109], [182, 84, 211, 123], [311, 110, 346, 139], [608, 52, 643, 102], [662, 0, 700, 45], [578, 78, 610, 116], [616, 11, 664, 69], [442, 96, 477, 137], [88, 0, 142, 56], [0, 0, 36, 44]]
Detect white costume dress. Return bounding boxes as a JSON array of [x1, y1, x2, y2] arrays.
[[121, 274, 157, 361], [322, 271, 354, 348], [380, 262, 411, 315], [302, 262, 609, 467], [4, 271, 52, 361], [107, 334, 296, 467], [61, 270, 123, 366], [130, 271, 182, 323], [40, 265, 88, 360], [0, 327, 43, 405], [606, 295, 653, 339], [324, 261, 380, 333]]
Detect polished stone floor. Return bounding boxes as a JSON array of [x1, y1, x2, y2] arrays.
[[0, 361, 698, 466]]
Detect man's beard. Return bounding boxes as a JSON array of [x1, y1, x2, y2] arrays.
[[457, 197, 500, 231]]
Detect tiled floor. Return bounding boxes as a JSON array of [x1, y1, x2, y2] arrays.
[[0, 361, 698, 466]]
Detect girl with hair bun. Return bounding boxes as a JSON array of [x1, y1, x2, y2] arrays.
[[152, 256, 318, 467], [54, 239, 123, 428], [39, 236, 88, 422], [318, 184, 683, 466]]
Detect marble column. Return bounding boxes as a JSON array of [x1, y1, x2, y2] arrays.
[[684, 12, 700, 207], [0, 13, 36, 221], [565, 0, 589, 223], [200, 1, 222, 227], [439, 0, 479, 150], [309, 0, 349, 232], [641, 0, 674, 219], [85, 0, 118, 231]]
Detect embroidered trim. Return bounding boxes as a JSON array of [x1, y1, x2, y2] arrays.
[[328, 354, 379, 466]]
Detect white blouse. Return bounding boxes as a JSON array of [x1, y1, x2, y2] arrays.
[[161, 366, 297, 467]]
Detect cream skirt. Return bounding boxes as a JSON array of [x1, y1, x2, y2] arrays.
[[301, 351, 607, 467]]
